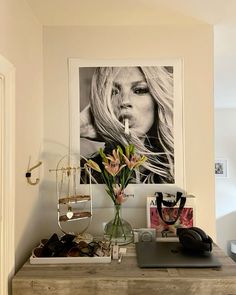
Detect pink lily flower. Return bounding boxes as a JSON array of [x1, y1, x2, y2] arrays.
[[103, 161, 125, 177], [123, 154, 147, 170], [106, 149, 121, 165], [113, 184, 126, 204], [103, 149, 126, 176]]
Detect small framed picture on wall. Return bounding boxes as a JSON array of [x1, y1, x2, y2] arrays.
[[215, 159, 228, 178]]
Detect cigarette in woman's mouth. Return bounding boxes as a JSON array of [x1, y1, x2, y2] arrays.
[[124, 118, 129, 135]]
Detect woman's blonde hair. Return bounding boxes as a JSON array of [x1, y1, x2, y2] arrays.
[[90, 66, 174, 183]]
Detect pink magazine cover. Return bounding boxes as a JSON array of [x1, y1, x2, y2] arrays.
[[147, 196, 195, 236]]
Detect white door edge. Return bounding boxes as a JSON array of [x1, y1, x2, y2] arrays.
[[0, 54, 15, 295]]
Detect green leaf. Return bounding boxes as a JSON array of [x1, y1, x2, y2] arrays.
[[129, 144, 135, 155], [125, 145, 130, 159], [117, 145, 123, 156], [99, 148, 107, 162]]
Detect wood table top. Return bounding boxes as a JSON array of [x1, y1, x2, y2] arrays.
[[12, 243, 236, 295]]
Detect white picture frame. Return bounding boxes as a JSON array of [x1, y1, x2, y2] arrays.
[[215, 159, 228, 178], [69, 58, 185, 187]]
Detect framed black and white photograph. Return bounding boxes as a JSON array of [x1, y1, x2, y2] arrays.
[[215, 159, 228, 178], [69, 59, 184, 186]]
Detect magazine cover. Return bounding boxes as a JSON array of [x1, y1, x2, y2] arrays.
[[146, 196, 195, 237]]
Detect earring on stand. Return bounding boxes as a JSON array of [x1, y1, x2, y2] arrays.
[[66, 205, 73, 219]]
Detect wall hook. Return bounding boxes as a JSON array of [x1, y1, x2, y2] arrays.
[[25, 161, 42, 185]]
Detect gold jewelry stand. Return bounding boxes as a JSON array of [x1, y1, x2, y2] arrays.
[[50, 155, 92, 235]]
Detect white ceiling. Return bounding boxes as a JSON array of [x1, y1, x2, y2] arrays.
[[26, 0, 236, 108]]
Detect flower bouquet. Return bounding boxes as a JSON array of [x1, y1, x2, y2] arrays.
[[86, 144, 147, 245]]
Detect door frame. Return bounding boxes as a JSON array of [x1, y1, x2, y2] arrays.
[[0, 54, 15, 295]]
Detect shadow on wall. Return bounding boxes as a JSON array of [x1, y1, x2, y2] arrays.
[[216, 211, 236, 256]]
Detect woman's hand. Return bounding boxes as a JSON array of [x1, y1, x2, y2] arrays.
[[80, 104, 97, 139]]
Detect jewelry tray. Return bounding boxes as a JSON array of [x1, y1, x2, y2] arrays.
[[30, 240, 112, 264], [30, 255, 111, 264]]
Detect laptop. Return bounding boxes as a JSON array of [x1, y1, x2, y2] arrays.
[[135, 241, 221, 268]]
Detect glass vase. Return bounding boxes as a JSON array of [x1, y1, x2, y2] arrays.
[[104, 204, 133, 245]]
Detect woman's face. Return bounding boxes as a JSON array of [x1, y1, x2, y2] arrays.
[[111, 67, 155, 137]]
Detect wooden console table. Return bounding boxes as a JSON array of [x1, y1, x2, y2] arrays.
[[12, 244, 236, 295]]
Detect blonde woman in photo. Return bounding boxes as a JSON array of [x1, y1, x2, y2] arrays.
[[80, 66, 174, 184]]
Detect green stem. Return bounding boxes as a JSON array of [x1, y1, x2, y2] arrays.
[[110, 209, 119, 240], [109, 205, 126, 241], [118, 211, 126, 240], [123, 170, 133, 188]]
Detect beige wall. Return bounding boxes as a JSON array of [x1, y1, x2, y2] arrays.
[[0, 0, 43, 270], [43, 25, 215, 239]]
